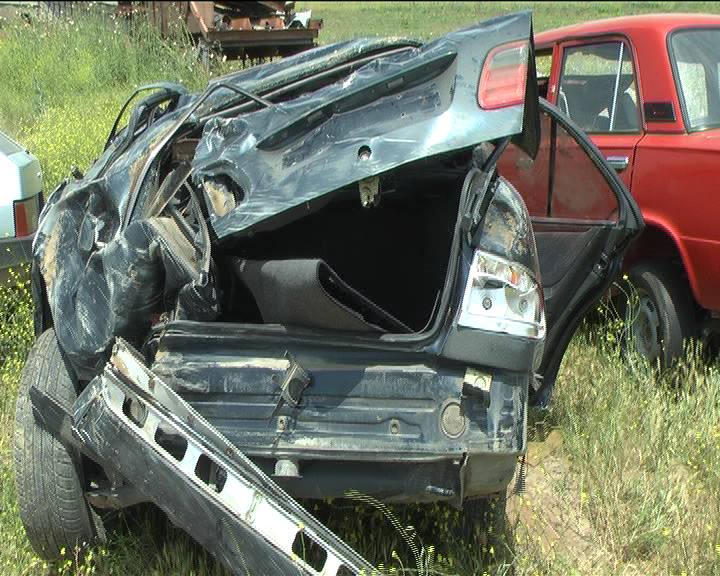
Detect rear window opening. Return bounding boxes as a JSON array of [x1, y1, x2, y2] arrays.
[[211, 152, 469, 335]]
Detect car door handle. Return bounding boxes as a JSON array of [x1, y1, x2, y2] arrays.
[[606, 155, 629, 172]]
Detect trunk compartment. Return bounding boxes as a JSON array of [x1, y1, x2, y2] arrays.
[[214, 156, 466, 333]]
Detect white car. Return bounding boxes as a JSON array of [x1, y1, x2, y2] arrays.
[[0, 131, 42, 278]]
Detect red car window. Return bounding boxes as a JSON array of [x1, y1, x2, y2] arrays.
[[670, 28, 720, 131], [497, 113, 551, 217], [551, 121, 619, 221], [559, 41, 640, 134]]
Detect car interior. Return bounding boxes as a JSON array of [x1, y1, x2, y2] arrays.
[[549, 40, 641, 134], [559, 73, 639, 132], [202, 103, 624, 351]]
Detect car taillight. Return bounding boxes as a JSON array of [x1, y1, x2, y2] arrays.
[[13, 194, 41, 237], [477, 40, 528, 110], [458, 250, 544, 339], [456, 173, 545, 340]]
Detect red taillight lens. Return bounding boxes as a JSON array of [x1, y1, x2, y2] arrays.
[[13, 194, 41, 237], [477, 40, 529, 110]]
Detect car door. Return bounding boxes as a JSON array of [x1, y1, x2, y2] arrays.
[[498, 98, 643, 405], [553, 38, 645, 190]]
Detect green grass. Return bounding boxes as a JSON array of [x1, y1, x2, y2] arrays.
[[552, 331, 720, 575], [1, 2, 720, 574], [300, 1, 720, 42]]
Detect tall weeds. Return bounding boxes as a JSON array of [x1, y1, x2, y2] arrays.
[[551, 314, 720, 574]]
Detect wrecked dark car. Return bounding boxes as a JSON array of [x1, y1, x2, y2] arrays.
[[14, 11, 642, 575]]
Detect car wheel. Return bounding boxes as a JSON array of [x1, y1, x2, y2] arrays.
[[14, 329, 106, 561], [461, 492, 507, 548], [621, 261, 696, 371]]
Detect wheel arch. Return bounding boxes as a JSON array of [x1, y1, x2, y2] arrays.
[[623, 215, 699, 307]]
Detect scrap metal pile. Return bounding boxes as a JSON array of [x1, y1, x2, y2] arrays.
[[116, 1, 323, 60]]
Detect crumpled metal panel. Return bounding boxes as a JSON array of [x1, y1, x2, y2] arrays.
[[34, 168, 217, 378], [32, 11, 533, 378], [194, 11, 533, 238], [198, 36, 423, 117]]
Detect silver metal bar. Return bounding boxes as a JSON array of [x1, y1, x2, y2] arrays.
[[609, 42, 624, 132]]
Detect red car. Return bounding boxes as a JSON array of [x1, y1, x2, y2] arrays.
[[519, 14, 720, 366]]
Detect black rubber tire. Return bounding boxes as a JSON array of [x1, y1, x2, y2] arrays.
[[14, 329, 106, 561], [621, 261, 696, 369], [461, 492, 507, 548]]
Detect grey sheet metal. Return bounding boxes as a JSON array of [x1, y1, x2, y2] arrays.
[[193, 11, 533, 238]]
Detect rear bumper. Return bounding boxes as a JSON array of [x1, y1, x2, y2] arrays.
[[72, 339, 374, 575], [150, 337, 528, 503], [0, 233, 33, 270], [246, 453, 519, 504]]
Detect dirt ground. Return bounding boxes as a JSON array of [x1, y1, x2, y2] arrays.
[[507, 430, 614, 574], [506, 429, 664, 576]]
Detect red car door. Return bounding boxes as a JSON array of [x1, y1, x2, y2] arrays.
[[548, 38, 644, 191]]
